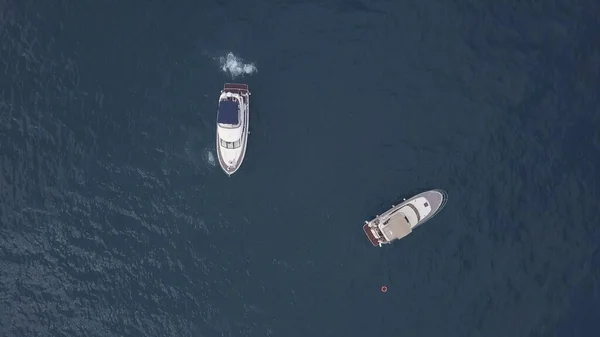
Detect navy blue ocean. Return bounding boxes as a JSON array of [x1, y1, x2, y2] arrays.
[[1, 0, 599, 336]]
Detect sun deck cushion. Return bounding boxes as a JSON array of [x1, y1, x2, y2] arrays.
[[381, 214, 412, 240], [218, 101, 239, 125]]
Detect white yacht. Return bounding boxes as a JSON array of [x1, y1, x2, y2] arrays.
[[215, 83, 250, 176], [363, 189, 448, 247]]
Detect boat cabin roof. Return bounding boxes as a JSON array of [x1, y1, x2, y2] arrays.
[[381, 213, 412, 241], [218, 100, 239, 125]]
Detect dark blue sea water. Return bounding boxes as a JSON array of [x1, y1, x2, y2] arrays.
[[1, 0, 599, 336]]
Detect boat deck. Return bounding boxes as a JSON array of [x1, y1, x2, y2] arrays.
[[363, 224, 379, 246]]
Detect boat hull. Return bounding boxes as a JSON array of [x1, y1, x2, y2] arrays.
[[363, 189, 447, 246], [216, 83, 250, 176]]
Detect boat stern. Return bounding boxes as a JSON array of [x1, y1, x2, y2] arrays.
[[363, 223, 381, 246], [223, 83, 250, 96]]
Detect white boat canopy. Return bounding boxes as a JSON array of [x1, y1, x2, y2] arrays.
[[381, 213, 412, 241]]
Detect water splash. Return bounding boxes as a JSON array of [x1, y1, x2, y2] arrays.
[[203, 148, 216, 167], [218, 52, 257, 79]]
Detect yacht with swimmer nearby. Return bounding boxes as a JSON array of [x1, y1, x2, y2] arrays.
[[215, 83, 250, 176], [363, 189, 447, 247]]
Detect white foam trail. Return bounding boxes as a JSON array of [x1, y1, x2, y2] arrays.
[[218, 52, 257, 79], [203, 149, 216, 167]]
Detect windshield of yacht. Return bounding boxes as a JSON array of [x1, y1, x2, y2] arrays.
[[217, 100, 240, 128], [220, 138, 241, 149]]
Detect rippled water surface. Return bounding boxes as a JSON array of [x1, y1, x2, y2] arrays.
[[1, 0, 599, 336]]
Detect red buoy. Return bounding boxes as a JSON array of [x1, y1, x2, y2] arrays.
[[381, 286, 388, 293]]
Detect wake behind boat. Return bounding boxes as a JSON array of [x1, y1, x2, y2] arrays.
[[216, 83, 250, 176], [363, 189, 447, 247]]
